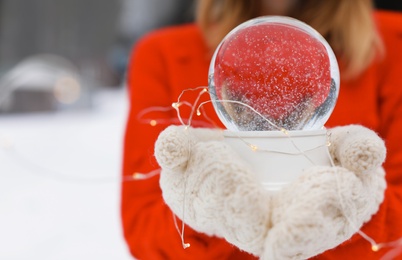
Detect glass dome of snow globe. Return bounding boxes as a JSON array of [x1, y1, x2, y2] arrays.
[[208, 16, 339, 131]]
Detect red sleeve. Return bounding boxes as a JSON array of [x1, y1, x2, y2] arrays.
[[375, 10, 402, 252], [120, 31, 255, 260], [317, 11, 402, 260]]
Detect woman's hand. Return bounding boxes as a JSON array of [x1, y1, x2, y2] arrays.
[[155, 125, 386, 259]]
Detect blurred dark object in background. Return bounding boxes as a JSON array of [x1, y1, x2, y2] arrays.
[[0, 0, 195, 113], [374, 0, 402, 11], [0, 54, 88, 113], [0, 0, 120, 113], [0, 0, 121, 87]]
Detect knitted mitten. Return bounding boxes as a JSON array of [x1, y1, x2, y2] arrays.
[[155, 126, 271, 254], [155, 125, 386, 259], [263, 125, 386, 259]]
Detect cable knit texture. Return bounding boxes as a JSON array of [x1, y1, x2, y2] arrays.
[[155, 125, 387, 259]]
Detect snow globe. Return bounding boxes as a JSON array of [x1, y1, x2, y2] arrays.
[[208, 16, 339, 191]]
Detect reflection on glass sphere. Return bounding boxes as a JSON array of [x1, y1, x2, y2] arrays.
[[208, 16, 339, 131]]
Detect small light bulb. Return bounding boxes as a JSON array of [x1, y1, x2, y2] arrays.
[[172, 102, 180, 109], [249, 144, 258, 151], [371, 244, 379, 252], [280, 128, 289, 135], [150, 120, 157, 126]]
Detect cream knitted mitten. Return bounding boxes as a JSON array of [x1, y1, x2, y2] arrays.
[[155, 125, 386, 259]]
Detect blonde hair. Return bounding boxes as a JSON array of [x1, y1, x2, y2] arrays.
[[196, 0, 383, 79]]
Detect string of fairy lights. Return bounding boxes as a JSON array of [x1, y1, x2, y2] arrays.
[[1, 86, 402, 258], [134, 87, 402, 258]]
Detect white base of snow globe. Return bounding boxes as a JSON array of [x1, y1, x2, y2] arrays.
[[223, 129, 332, 192]]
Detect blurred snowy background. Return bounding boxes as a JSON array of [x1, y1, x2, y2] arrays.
[[0, 0, 398, 259], [0, 89, 132, 259], [0, 0, 194, 259]]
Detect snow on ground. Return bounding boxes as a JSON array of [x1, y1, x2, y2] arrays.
[[0, 89, 133, 259]]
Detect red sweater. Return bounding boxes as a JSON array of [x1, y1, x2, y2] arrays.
[[122, 11, 402, 260]]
